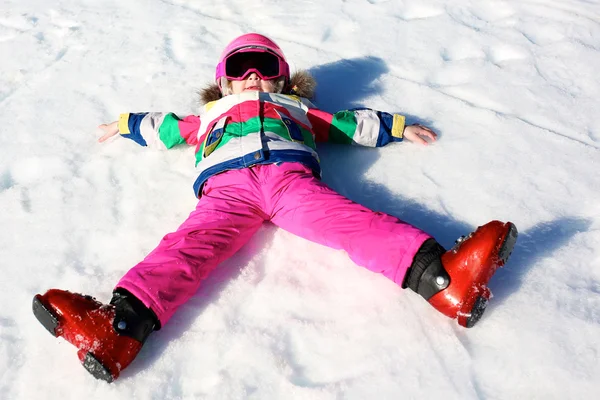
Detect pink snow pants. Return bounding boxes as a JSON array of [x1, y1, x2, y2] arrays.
[[117, 162, 431, 326]]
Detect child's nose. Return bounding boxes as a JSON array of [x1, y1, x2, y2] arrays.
[[246, 72, 261, 81]]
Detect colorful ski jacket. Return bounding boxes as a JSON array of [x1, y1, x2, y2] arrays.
[[117, 92, 406, 197]]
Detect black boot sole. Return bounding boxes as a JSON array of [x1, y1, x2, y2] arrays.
[[32, 295, 59, 337], [465, 295, 489, 328], [82, 352, 114, 383], [498, 223, 518, 265]]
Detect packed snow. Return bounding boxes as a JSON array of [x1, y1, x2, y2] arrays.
[[1, 0, 599, 399]]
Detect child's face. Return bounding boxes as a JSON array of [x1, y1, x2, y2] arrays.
[[230, 73, 276, 94]]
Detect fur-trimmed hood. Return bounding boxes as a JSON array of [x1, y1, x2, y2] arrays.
[[198, 70, 316, 105]]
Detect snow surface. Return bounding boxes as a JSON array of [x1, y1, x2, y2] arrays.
[[1, 0, 600, 399]]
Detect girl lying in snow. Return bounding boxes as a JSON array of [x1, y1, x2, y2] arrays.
[[33, 33, 517, 382]]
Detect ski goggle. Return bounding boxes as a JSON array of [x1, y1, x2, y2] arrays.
[[216, 47, 289, 81]]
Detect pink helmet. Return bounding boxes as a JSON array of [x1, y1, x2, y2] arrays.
[[215, 33, 290, 86]]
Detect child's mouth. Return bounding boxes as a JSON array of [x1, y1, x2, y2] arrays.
[[244, 86, 260, 91]]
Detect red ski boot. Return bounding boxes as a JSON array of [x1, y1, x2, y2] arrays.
[[32, 289, 157, 382], [404, 221, 518, 327]]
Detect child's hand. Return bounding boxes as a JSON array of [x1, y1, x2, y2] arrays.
[[98, 121, 119, 143], [403, 124, 437, 145]]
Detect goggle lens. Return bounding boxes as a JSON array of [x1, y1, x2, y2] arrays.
[[225, 51, 281, 80]]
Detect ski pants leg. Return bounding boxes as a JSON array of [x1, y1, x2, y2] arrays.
[[115, 169, 266, 327], [267, 163, 432, 286]]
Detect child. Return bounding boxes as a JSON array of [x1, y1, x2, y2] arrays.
[[32, 33, 518, 383]]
